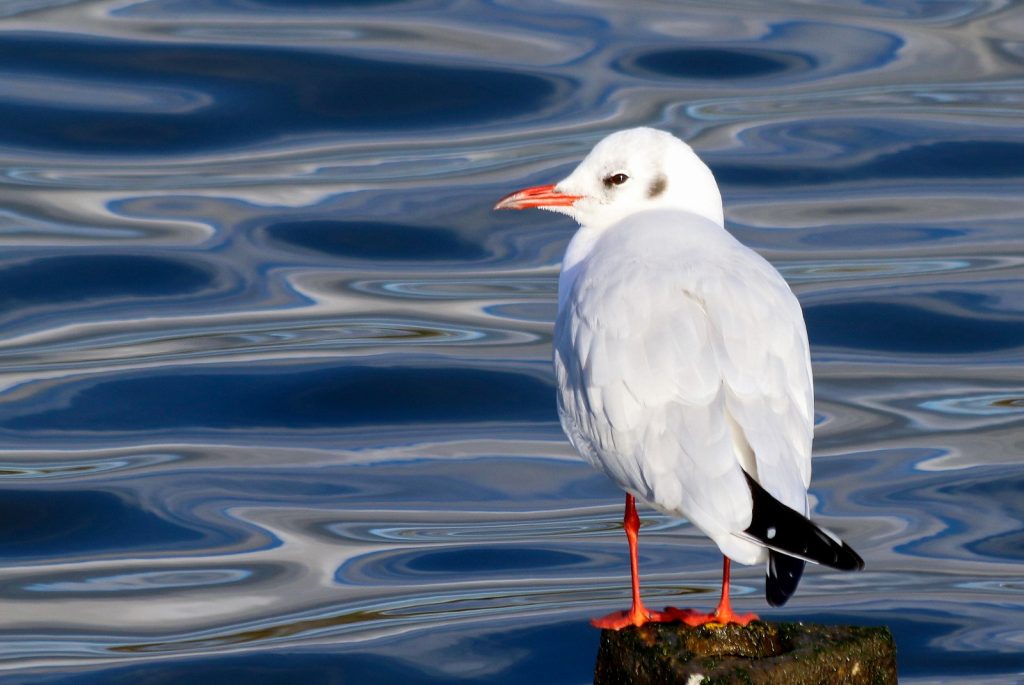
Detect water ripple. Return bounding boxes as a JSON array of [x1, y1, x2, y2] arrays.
[[0, 0, 1021, 683]]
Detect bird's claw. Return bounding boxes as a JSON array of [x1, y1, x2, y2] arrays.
[[589, 606, 684, 626], [662, 606, 759, 627]]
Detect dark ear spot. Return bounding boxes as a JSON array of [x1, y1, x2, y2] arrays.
[[647, 175, 667, 199]]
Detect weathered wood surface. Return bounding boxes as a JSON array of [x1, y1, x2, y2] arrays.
[[594, 621, 897, 685]]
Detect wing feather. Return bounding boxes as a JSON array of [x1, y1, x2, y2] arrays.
[[703, 253, 813, 513], [554, 211, 813, 561]]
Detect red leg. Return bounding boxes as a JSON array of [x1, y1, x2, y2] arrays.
[[663, 556, 758, 626], [591, 494, 676, 629], [709, 557, 758, 625], [590, 499, 758, 630]]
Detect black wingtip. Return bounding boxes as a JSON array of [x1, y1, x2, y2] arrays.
[[766, 550, 804, 607], [742, 471, 865, 572]]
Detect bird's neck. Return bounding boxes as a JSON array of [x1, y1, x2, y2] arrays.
[[557, 226, 602, 307]]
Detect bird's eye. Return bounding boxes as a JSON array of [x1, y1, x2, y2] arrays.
[[603, 173, 629, 187]]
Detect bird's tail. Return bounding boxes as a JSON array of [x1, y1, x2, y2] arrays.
[[766, 551, 804, 607], [738, 471, 864, 607]]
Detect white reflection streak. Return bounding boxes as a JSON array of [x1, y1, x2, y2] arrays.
[[0, 267, 555, 395]]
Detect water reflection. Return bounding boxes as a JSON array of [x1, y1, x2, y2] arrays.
[[1, 365, 556, 433], [263, 220, 488, 262], [0, 0, 1021, 683], [621, 47, 814, 80], [0, 34, 570, 153]]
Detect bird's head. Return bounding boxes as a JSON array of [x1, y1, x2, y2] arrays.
[[495, 127, 723, 231]]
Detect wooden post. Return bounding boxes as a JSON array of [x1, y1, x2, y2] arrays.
[[594, 621, 897, 684]]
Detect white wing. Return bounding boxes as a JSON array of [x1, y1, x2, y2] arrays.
[[554, 210, 813, 563]]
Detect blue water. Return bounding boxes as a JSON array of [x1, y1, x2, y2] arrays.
[[0, 1, 1022, 683]]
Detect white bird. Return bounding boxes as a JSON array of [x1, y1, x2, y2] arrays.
[[495, 127, 862, 630]]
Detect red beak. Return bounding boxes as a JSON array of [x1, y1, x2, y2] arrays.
[[493, 184, 582, 211]]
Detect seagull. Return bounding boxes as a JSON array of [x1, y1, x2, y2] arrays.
[[495, 127, 863, 630]]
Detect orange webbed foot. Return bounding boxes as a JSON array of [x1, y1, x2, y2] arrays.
[[661, 606, 759, 627], [590, 605, 687, 630], [590, 609, 641, 630]]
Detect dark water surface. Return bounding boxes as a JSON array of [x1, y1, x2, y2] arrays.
[[0, 1, 1022, 683]]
